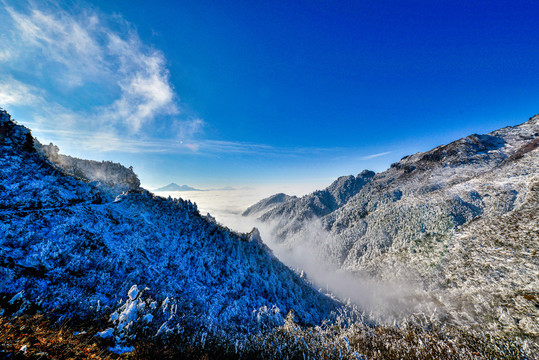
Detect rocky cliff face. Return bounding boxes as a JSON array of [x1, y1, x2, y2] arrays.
[[246, 115, 539, 340]]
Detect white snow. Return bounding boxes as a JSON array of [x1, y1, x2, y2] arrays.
[[96, 328, 114, 338]]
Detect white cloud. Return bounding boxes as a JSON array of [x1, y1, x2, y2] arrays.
[[0, 49, 11, 61], [5, 5, 105, 87], [176, 117, 205, 140], [27, 126, 349, 158], [0, 1, 179, 135], [0, 2, 363, 160], [360, 151, 392, 160], [102, 33, 178, 132], [0, 77, 44, 106]]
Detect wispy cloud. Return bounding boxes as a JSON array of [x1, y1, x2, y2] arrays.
[[0, 77, 44, 106], [0, 2, 388, 162], [360, 151, 392, 160], [0, 1, 182, 139], [176, 117, 205, 141], [27, 125, 356, 158], [102, 32, 178, 132], [0, 49, 11, 61], [5, 5, 105, 87]]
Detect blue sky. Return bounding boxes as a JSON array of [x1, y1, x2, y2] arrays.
[[1, 0, 538, 189]]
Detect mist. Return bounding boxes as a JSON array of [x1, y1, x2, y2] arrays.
[[154, 187, 435, 324], [254, 219, 435, 324], [153, 184, 319, 233]]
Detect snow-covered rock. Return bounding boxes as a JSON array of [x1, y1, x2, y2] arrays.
[[37, 141, 140, 198]]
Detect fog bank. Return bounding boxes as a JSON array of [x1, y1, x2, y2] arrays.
[[153, 186, 432, 324]]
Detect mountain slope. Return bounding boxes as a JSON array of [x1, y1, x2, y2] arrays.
[[246, 114, 539, 341], [0, 110, 336, 343], [249, 115, 538, 250], [255, 170, 375, 238], [430, 174, 539, 336], [242, 193, 297, 217]]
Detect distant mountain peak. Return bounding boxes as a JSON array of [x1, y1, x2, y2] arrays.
[[154, 183, 201, 192]]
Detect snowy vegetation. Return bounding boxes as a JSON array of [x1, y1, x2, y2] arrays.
[[247, 115, 539, 354], [0, 109, 336, 354], [1, 108, 537, 358], [242, 193, 298, 217]]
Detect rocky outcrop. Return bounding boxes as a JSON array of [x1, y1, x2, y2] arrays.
[[38, 142, 140, 198]]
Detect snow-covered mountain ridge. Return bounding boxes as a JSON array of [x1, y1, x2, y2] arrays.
[[0, 110, 337, 345], [246, 115, 539, 341], [38, 142, 141, 198], [242, 193, 298, 217]]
